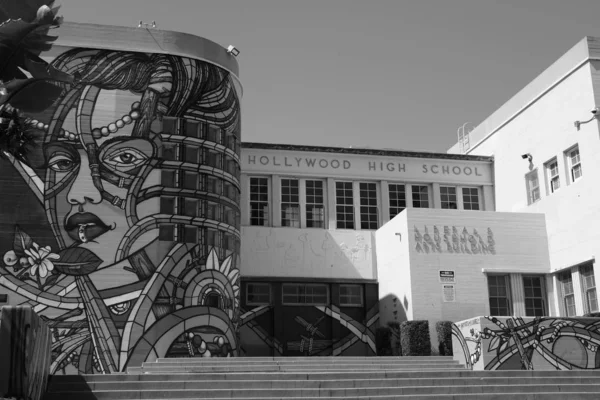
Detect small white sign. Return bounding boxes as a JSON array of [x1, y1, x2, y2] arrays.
[[443, 284, 456, 303], [439, 270, 455, 284]]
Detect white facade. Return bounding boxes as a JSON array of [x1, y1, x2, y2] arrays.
[[449, 36, 600, 318]]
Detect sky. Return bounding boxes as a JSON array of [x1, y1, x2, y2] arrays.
[[60, 0, 600, 153]]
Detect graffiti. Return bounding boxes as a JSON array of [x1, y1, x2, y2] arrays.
[[0, 46, 241, 373], [287, 316, 330, 355], [415, 225, 495, 255], [452, 316, 600, 370]]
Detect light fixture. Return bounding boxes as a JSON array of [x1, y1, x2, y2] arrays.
[[574, 107, 600, 131], [521, 153, 532, 163], [227, 45, 240, 57]]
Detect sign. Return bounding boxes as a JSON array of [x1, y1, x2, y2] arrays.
[[439, 270, 455, 283], [242, 149, 493, 184], [442, 285, 456, 303]]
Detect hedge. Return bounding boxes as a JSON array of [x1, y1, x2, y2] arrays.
[[375, 326, 392, 356], [435, 320, 453, 356], [400, 320, 431, 356]]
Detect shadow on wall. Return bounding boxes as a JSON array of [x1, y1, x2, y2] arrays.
[[240, 227, 376, 279], [45, 374, 96, 398], [379, 294, 408, 327]]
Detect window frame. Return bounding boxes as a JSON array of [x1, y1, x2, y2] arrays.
[[305, 179, 326, 228], [440, 186, 458, 209], [246, 282, 272, 306], [0, 293, 8, 303], [487, 274, 512, 316], [335, 181, 355, 230], [462, 187, 481, 211], [282, 283, 329, 306], [566, 145, 582, 183], [580, 264, 598, 314], [339, 284, 364, 307], [544, 158, 560, 194], [281, 178, 301, 228], [249, 176, 271, 226], [358, 182, 379, 230], [522, 275, 547, 317], [388, 183, 406, 219], [559, 271, 576, 317], [525, 169, 541, 205], [411, 184, 430, 208]]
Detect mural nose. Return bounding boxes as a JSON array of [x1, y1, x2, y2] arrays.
[[67, 154, 102, 205]]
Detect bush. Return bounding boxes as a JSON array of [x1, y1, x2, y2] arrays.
[[400, 320, 431, 356], [435, 321, 453, 356], [375, 326, 393, 356], [387, 321, 402, 356]]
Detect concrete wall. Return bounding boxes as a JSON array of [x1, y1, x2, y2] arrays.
[[241, 227, 376, 280], [378, 208, 551, 343]]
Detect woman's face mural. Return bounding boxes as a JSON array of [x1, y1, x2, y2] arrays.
[[0, 48, 242, 374]]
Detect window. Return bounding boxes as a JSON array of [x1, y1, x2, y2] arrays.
[[184, 146, 200, 164], [412, 185, 429, 208], [246, 283, 271, 305], [545, 159, 560, 193], [250, 177, 269, 226], [306, 180, 325, 228], [559, 271, 576, 317], [158, 224, 175, 241], [183, 226, 198, 244], [0, 294, 7, 303], [488, 275, 511, 316], [336, 182, 354, 229], [359, 182, 378, 229], [440, 186, 457, 209], [567, 146, 582, 182], [207, 124, 221, 143], [526, 170, 540, 205], [282, 284, 328, 305], [339, 284, 363, 306], [183, 199, 198, 217], [160, 197, 176, 214], [162, 117, 178, 134], [580, 264, 598, 314], [162, 144, 178, 161], [161, 170, 176, 187], [185, 120, 200, 138], [183, 171, 198, 190], [281, 179, 300, 228], [523, 276, 546, 317], [462, 188, 480, 210], [388, 184, 406, 219]]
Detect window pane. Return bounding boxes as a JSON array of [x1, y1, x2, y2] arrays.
[[247, 283, 271, 305], [161, 170, 176, 187], [281, 179, 300, 228], [306, 180, 325, 228], [185, 146, 199, 164], [412, 185, 429, 208], [160, 197, 175, 214], [488, 275, 510, 316], [162, 117, 177, 134], [523, 276, 546, 317], [462, 187, 480, 210], [389, 184, 406, 218], [183, 172, 198, 190], [250, 177, 270, 226], [163, 144, 177, 161], [159, 224, 175, 241], [184, 199, 198, 217], [184, 226, 197, 244], [359, 182, 378, 229], [440, 186, 457, 209], [185, 120, 200, 138], [336, 182, 354, 229]]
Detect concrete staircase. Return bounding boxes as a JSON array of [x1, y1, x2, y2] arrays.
[[44, 356, 600, 399]]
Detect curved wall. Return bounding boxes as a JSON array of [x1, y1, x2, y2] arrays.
[[0, 26, 242, 374]]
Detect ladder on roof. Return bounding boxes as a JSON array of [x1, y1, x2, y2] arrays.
[[457, 122, 472, 153]]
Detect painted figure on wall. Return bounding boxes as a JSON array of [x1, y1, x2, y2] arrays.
[[0, 47, 242, 373]]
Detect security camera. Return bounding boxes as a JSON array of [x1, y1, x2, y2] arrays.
[[521, 154, 530, 159], [592, 107, 600, 115]]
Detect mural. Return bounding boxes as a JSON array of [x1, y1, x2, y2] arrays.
[[0, 46, 242, 373], [453, 316, 600, 370], [414, 225, 496, 255]]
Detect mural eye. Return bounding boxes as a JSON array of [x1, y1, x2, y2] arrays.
[[103, 148, 148, 170], [48, 155, 76, 172]]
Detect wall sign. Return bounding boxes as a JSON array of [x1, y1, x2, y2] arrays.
[[415, 225, 496, 255], [442, 285, 456, 303], [439, 270, 455, 283]]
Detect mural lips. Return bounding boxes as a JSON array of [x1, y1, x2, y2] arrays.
[[54, 247, 103, 276], [65, 212, 111, 243]]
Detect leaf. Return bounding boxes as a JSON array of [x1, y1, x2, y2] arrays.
[[13, 225, 33, 256], [44, 273, 59, 287], [2, 78, 63, 112], [488, 336, 501, 352], [54, 247, 102, 276]]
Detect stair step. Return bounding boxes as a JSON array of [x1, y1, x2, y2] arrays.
[[42, 384, 600, 399]]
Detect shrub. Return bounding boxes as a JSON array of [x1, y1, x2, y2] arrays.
[[400, 320, 431, 356], [435, 320, 453, 356], [387, 321, 402, 356], [375, 326, 393, 356]]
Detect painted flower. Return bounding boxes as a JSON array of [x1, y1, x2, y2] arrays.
[[24, 242, 59, 278]]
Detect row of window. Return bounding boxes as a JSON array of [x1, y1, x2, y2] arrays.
[[162, 144, 240, 177], [249, 177, 482, 229], [558, 263, 597, 317], [161, 170, 241, 203], [162, 117, 241, 153], [158, 225, 240, 249], [526, 145, 582, 204], [160, 197, 240, 226], [246, 283, 363, 307], [487, 275, 547, 317]]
